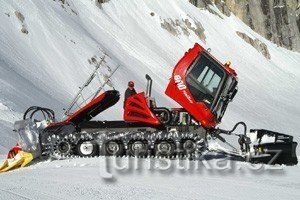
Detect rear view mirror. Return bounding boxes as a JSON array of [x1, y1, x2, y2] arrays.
[[230, 88, 238, 101]]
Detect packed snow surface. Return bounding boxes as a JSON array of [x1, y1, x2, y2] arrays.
[[0, 157, 300, 200]]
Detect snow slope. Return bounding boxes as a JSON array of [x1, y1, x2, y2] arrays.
[[0, 157, 300, 200]]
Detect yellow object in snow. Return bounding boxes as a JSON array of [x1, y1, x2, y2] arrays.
[[20, 151, 33, 167], [0, 160, 8, 171], [0, 151, 33, 173]]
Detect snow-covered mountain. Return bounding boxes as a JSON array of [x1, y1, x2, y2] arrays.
[[1, 1, 300, 199], [0, 0, 300, 155]]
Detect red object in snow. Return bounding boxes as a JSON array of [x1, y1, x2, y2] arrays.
[[7, 145, 22, 159]]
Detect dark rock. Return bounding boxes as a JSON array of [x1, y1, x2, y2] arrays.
[[21, 26, 28, 34], [160, 18, 206, 42], [15, 11, 24, 23], [236, 31, 271, 59], [189, 0, 300, 52]]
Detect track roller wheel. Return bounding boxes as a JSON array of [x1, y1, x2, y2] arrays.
[[76, 140, 99, 157], [128, 140, 148, 157], [52, 139, 73, 159], [154, 140, 176, 158], [102, 140, 125, 156], [181, 139, 197, 156]]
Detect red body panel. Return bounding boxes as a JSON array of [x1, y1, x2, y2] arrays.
[[165, 43, 219, 129], [124, 92, 161, 125], [207, 52, 237, 79], [224, 65, 237, 77], [58, 90, 119, 127], [63, 92, 107, 124]]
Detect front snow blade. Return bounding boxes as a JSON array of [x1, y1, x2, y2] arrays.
[[249, 129, 298, 165]]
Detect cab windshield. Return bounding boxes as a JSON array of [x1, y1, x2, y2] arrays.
[[186, 54, 225, 108]]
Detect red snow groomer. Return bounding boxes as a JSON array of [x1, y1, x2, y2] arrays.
[[1, 44, 297, 172]]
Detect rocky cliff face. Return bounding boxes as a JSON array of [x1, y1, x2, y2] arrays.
[[190, 0, 300, 52]]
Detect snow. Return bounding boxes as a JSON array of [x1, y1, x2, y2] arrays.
[[0, 157, 300, 200], [0, 0, 300, 153], [0, 0, 300, 199]]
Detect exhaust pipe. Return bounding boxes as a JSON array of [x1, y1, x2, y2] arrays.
[[145, 74, 152, 97]]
